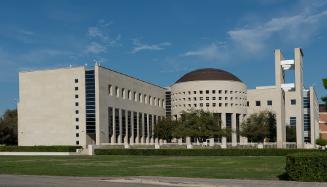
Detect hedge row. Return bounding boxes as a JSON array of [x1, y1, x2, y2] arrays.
[[94, 148, 322, 156], [0, 146, 82, 152], [286, 152, 327, 182]]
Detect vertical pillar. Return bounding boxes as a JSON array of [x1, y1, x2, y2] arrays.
[[141, 113, 145, 144], [232, 113, 237, 146], [275, 49, 286, 148], [150, 115, 154, 144], [124, 110, 128, 145], [136, 112, 140, 144], [146, 114, 150, 144], [295, 48, 304, 148], [118, 109, 122, 144], [111, 107, 116, 144], [221, 113, 227, 147], [130, 112, 134, 145]]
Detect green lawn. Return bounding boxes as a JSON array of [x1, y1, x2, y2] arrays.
[[0, 155, 285, 180]]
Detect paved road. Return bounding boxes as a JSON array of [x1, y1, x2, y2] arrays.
[[0, 175, 326, 187]]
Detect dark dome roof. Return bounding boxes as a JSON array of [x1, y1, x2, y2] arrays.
[[175, 68, 242, 83]]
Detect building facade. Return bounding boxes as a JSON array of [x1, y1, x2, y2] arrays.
[[320, 104, 327, 140], [18, 48, 320, 148]]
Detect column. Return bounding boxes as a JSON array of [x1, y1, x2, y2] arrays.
[[111, 107, 116, 144], [130, 112, 134, 145], [135, 112, 140, 144], [232, 113, 237, 146], [150, 115, 154, 144], [146, 114, 150, 144], [221, 113, 227, 148], [124, 110, 128, 145], [118, 109, 122, 144], [141, 113, 145, 144]]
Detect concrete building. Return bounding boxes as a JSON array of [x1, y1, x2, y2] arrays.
[[18, 48, 319, 148], [320, 104, 327, 140], [18, 65, 166, 146]]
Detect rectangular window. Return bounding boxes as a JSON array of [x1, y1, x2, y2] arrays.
[[219, 97, 222, 100], [193, 97, 197, 101], [115, 87, 119, 97], [200, 103, 203, 107], [200, 91, 203, 94], [194, 104, 197, 107], [128, 90, 131, 100], [247, 101, 249, 106], [206, 90, 209, 94], [193, 91, 196, 94], [75, 102, 79, 106], [76, 125, 79, 130], [76, 133, 79, 137], [74, 79, 78, 83], [76, 118, 79, 122], [212, 103, 216, 107], [75, 87, 78, 91], [212, 90, 216, 94], [219, 103, 222, 107], [267, 100, 272, 106], [206, 103, 209, 107], [212, 97, 216, 100], [256, 101, 261, 106], [218, 90, 222, 94], [75, 94, 79, 99], [290, 117, 296, 127], [200, 97, 203, 100], [122, 88, 125, 99], [76, 141, 79, 145], [291, 99, 296, 105], [75, 110, 79, 114], [134, 92, 137, 101], [108, 85, 112, 95], [206, 97, 209, 100]]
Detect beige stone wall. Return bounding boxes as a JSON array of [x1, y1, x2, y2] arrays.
[[95, 66, 166, 144], [171, 80, 247, 116], [18, 67, 87, 146]]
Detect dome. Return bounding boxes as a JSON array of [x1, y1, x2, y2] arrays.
[[175, 68, 242, 83]]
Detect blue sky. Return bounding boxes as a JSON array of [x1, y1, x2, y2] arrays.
[[0, 0, 326, 114]]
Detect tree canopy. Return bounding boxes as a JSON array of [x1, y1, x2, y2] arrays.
[[0, 109, 18, 145], [240, 111, 276, 143]]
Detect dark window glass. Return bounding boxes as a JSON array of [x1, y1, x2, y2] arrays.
[[75, 87, 78, 91], [291, 99, 296, 105], [256, 101, 261, 106], [76, 141, 79, 145], [75, 102, 79, 106], [75, 110, 79, 114], [76, 133, 79, 137], [267, 100, 272, 106], [76, 118, 79, 122], [75, 94, 79, 99], [75, 79, 78, 83], [76, 125, 79, 130]]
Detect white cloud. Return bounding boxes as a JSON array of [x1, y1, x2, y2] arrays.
[[182, 43, 228, 61], [86, 20, 121, 54], [86, 42, 106, 54], [228, 10, 327, 53], [131, 39, 171, 54]]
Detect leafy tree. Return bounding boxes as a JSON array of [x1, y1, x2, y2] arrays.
[[286, 126, 296, 142], [323, 78, 327, 110], [173, 109, 226, 143], [154, 117, 175, 142], [240, 111, 276, 143], [0, 109, 18, 145]]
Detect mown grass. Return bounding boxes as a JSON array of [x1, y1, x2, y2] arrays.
[[0, 155, 285, 180]]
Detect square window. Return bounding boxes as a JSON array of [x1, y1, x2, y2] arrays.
[[76, 141, 79, 145], [75, 118, 79, 122], [193, 91, 196, 94], [75, 87, 78, 91], [212, 90, 216, 94], [225, 103, 228, 107], [256, 101, 261, 106], [218, 90, 222, 94], [291, 99, 296, 105], [74, 79, 78, 83], [219, 97, 222, 100], [219, 103, 222, 107], [212, 97, 216, 100], [206, 103, 209, 107], [212, 103, 216, 107], [200, 103, 203, 107], [267, 100, 272, 106], [76, 133, 79, 137], [200, 97, 203, 100], [206, 90, 209, 94], [75, 110, 79, 114], [75, 102, 79, 106], [194, 104, 197, 107], [206, 97, 209, 100], [200, 91, 203, 94], [76, 125, 79, 130], [75, 94, 79, 99]]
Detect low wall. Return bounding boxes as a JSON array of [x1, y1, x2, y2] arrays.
[[0, 152, 79, 156]]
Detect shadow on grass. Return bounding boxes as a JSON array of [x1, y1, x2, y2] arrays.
[[278, 172, 290, 181]]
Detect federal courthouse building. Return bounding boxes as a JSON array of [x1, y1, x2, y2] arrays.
[[18, 48, 320, 148]]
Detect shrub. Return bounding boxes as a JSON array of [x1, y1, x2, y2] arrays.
[[95, 148, 321, 156], [316, 138, 327, 146], [286, 152, 327, 182], [0, 146, 82, 152]]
